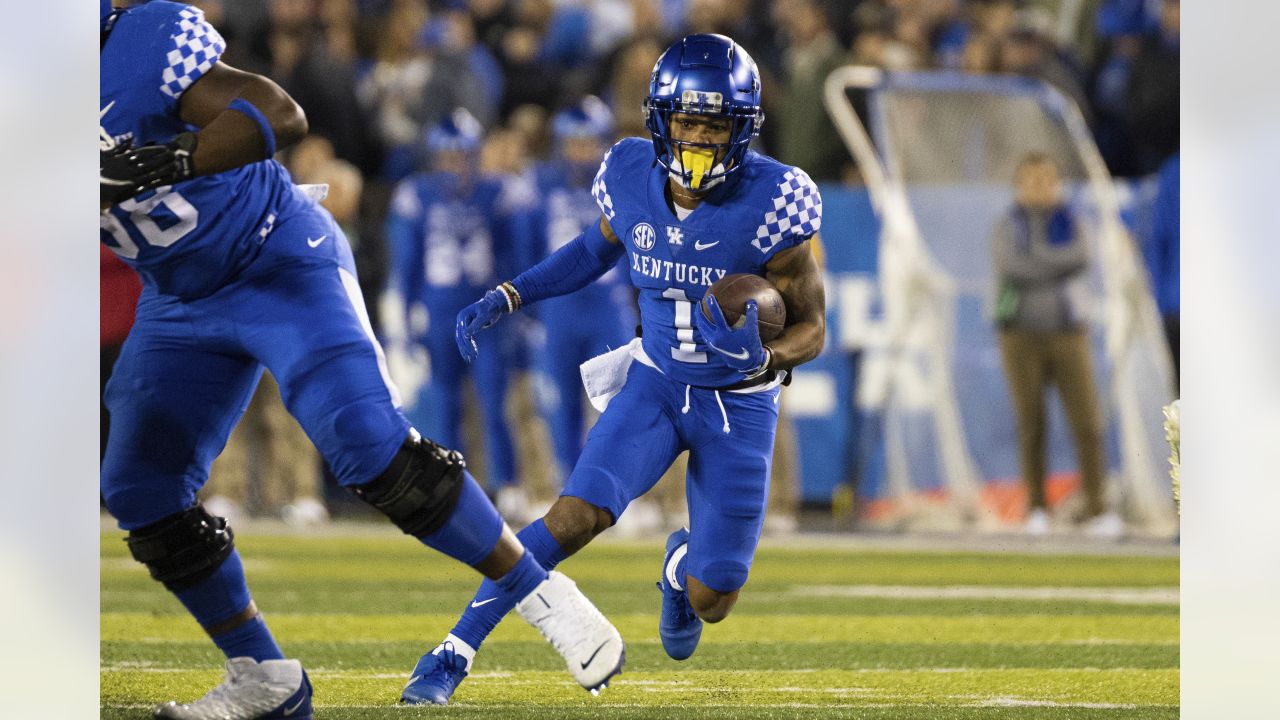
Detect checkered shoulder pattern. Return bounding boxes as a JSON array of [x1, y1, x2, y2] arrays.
[[159, 6, 226, 100], [591, 147, 616, 222], [752, 167, 822, 254]]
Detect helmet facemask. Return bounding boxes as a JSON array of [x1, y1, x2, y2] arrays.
[[645, 96, 762, 193]]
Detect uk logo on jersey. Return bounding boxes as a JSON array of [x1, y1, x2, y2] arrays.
[[633, 222, 656, 251], [666, 227, 684, 247]]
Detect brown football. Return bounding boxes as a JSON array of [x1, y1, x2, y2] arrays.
[[700, 273, 787, 342]]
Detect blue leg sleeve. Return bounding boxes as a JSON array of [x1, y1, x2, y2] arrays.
[[173, 549, 285, 662], [416, 471, 504, 566]]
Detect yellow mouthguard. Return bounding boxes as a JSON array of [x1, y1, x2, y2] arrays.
[[681, 148, 715, 189]]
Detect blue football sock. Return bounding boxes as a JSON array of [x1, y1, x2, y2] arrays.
[[494, 548, 548, 604], [211, 614, 284, 662], [451, 518, 567, 650], [417, 472, 504, 566], [516, 518, 569, 569], [173, 549, 284, 661]]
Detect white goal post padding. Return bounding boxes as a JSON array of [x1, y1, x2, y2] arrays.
[[824, 68, 1177, 536]]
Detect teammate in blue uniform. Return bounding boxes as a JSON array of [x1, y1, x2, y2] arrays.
[[385, 109, 522, 497], [402, 34, 827, 705], [529, 97, 637, 482], [99, 3, 622, 718]]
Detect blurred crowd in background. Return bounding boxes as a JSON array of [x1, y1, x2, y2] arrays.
[[170, 0, 1179, 185], [101, 0, 1180, 527]]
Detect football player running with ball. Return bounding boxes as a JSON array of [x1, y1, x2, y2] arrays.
[[99, 3, 622, 718], [405, 33, 826, 705]]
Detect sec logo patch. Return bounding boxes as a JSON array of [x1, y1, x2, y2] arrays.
[[632, 222, 656, 251]]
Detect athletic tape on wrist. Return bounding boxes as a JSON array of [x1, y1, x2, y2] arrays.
[[227, 98, 277, 159], [499, 282, 522, 311]]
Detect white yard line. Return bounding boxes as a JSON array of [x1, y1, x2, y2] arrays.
[[974, 697, 1138, 709], [794, 584, 1179, 605]]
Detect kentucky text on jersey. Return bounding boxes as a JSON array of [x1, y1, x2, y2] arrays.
[[592, 137, 822, 388], [630, 254, 728, 286]]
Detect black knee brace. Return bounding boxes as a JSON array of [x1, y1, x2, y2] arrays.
[[349, 435, 467, 537], [125, 504, 235, 592]]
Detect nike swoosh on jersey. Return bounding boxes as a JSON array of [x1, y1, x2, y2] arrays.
[[306, 235, 327, 248], [282, 692, 307, 716], [580, 639, 611, 669], [707, 341, 752, 361], [470, 597, 497, 608], [693, 239, 719, 250]]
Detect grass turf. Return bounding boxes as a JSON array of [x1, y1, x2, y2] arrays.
[[101, 528, 1178, 718]]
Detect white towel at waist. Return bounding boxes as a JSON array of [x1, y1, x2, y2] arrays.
[[580, 337, 642, 412]]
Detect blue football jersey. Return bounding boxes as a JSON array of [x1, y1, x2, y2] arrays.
[[530, 161, 631, 314], [592, 138, 822, 387], [386, 172, 525, 306], [99, 1, 303, 299]]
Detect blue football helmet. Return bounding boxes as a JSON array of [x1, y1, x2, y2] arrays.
[[552, 96, 614, 145], [425, 108, 484, 155], [643, 34, 764, 190]]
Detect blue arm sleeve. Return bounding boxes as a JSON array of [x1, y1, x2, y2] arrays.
[[510, 219, 623, 306]]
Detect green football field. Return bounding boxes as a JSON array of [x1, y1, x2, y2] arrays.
[[101, 526, 1179, 719]]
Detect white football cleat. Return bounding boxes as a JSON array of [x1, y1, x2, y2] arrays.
[[515, 570, 624, 693], [153, 657, 312, 720]]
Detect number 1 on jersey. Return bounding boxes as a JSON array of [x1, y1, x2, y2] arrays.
[[662, 288, 708, 364]]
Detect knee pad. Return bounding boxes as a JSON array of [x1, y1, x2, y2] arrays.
[[125, 504, 235, 592], [348, 434, 467, 537]]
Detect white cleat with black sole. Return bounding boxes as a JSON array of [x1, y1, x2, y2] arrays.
[[153, 657, 312, 720], [515, 570, 625, 694]]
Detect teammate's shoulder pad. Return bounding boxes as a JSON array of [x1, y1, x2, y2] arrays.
[[139, 0, 226, 102], [749, 160, 823, 256]]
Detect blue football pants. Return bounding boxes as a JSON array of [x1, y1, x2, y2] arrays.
[[101, 211, 409, 529], [562, 361, 780, 592]]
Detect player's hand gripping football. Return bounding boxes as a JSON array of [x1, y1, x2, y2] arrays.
[[100, 132, 197, 206], [695, 295, 768, 377], [455, 288, 511, 362]]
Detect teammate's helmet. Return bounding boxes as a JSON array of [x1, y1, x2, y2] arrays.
[[551, 96, 614, 145], [643, 34, 764, 190], [425, 108, 484, 155], [101, 0, 113, 30]]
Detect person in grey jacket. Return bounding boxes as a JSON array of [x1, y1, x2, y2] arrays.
[[991, 152, 1122, 539]]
